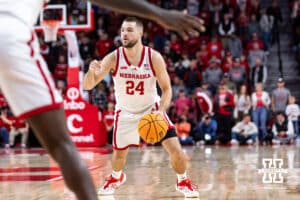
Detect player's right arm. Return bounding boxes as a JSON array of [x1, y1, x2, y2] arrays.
[[83, 51, 116, 90]]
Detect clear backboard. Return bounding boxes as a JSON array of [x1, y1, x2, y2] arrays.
[[35, 0, 94, 32]]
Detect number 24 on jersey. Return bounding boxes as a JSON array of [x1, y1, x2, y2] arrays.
[[126, 81, 144, 95]]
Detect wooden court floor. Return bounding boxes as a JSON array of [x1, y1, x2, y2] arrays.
[[0, 145, 300, 200]]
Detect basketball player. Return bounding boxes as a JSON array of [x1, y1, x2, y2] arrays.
[[0, 0, 203, 199], [83, 17, 199, 198]]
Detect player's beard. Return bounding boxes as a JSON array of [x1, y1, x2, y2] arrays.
[[122, 39, 138, 49]]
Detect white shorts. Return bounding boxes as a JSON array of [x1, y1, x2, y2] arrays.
[[113, 103, 175, 150], [0, 15, 62, 118]]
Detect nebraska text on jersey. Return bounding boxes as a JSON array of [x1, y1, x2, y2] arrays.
[[120, 73, 151, 79]]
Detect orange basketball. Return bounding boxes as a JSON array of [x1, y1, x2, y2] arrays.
[[138, 113, 168, 144]]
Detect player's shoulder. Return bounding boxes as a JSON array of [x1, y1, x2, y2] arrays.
[[146, 46, 163, 61]]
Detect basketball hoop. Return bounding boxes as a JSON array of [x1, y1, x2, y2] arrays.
[[41, 20, 62, 42]]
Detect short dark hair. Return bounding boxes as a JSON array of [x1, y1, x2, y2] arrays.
[[123, 17, 143, 29]]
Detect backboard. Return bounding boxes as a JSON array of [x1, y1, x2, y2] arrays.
[[35, 0, 94, 32]]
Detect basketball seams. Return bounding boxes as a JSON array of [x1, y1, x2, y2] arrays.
[[149, 114, 159, 143]]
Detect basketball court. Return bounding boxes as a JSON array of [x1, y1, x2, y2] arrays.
[[0, 145, 299, 200]]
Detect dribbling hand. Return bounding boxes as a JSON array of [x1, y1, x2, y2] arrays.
[[88, 60, 102, 75]]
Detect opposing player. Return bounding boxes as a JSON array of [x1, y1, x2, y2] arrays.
[[83, 17, 199, 198], [0, 0, 203, 199]]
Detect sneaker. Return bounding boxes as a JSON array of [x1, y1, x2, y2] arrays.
[[230, 139, 239, 145], [246, 139, 253, 145], [272, 139, 280, 145], [176, 178, 199, 198], [98, 172, 126, 195]]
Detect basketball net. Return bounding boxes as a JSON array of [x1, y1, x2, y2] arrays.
[[41, 20, 62, 42]]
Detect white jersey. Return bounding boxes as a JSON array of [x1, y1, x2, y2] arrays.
[[112, 46, 160, 113], [0, 0, 46, 27]]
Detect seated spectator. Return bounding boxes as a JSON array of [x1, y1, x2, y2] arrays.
[[231, 114, 258, 145], [174, 89, 191, 116], [197, 41, 210, 69], [248, 43, 267, 69], [54, 55, 68, 81], [218, 13, 236, 49], [227, 34, 243, 58], [234, 85, 251, 122], [246, 14, 261, 41], [183, 59, 202, 93], [251, 83, 271, 141], [175, 115, 193, 145], [207, 36, 223, 59], [272, 112, 295, 145], [285, 96, 300, 137], [247, 32, 264, 51], [223, 72, 236, 92], [202, 58, 223, 95], [271, 78, 291, 113], [240, 53, 250, 75], [229, 57, 247, 90], [194, 114, 218, 145], [9, 118, 29, 148], [0, 125, 9, 149], [237, 10, 249, 38], [251, 58, 267, 87], [56, 80, 66, 98], [96, 32, 113, 59], [259, 8, 274, 52], [172, 76, 186, 101], [221, 51, 233, 73], [215, 82, 235, 144]]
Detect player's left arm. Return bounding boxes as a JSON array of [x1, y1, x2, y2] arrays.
[[151, 50, 172, 113]]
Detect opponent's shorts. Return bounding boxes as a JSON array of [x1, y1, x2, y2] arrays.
[[113, 103, 176, 150], [0, 15, 62, 118]]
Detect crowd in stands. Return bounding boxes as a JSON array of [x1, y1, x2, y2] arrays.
[[1, 0, 300, 149]]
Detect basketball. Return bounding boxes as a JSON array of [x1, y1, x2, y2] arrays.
[[138, 113, 168, 144]]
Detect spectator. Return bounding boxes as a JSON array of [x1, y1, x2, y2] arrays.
[[218, 13, 236, 49], [271, 78, 291, 113], [210, 2, 223, 35], [0, 108, 12, 150], [103, 101, 115, 144], [202, 58, 223, 95], [54, 55, 68, 81], [240, 53, 250, 75], [259, 8, 274, 52], [246, 14, 261, 41], [197, 41, 210, 68], [223, 72, 236, 92], [247, 32, 264, 51], [56, 80, 66, 98], [251, 83, 271, 141], [251, 58, 268, 87], [285, 96, 300, 137], [175, 115, 193, 145], [237, 10, 249, 38], [9, 118, 29, 148], [183, 59, 202, 93], [215, 82, 235, 144], [207, 36, 223, 59], [229, 57, 247, 90], [79, 33, 94, 60], [231, 114, 258, 145], [267, 0, 283, 45], [227, 34, 243, 58], [172, 76, 186, 101], [234, 85, 251, 121], [96, 32, 113, 59], [272, 112, 295, 145], [174, 89, 191, 116], [92, 81, 108, 111], [248, 43, 266, 69], [194, 114, 218, 145], [196, 84, 214, 114], [237, 0, 247, 12], [221, 51, 233, 73]]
